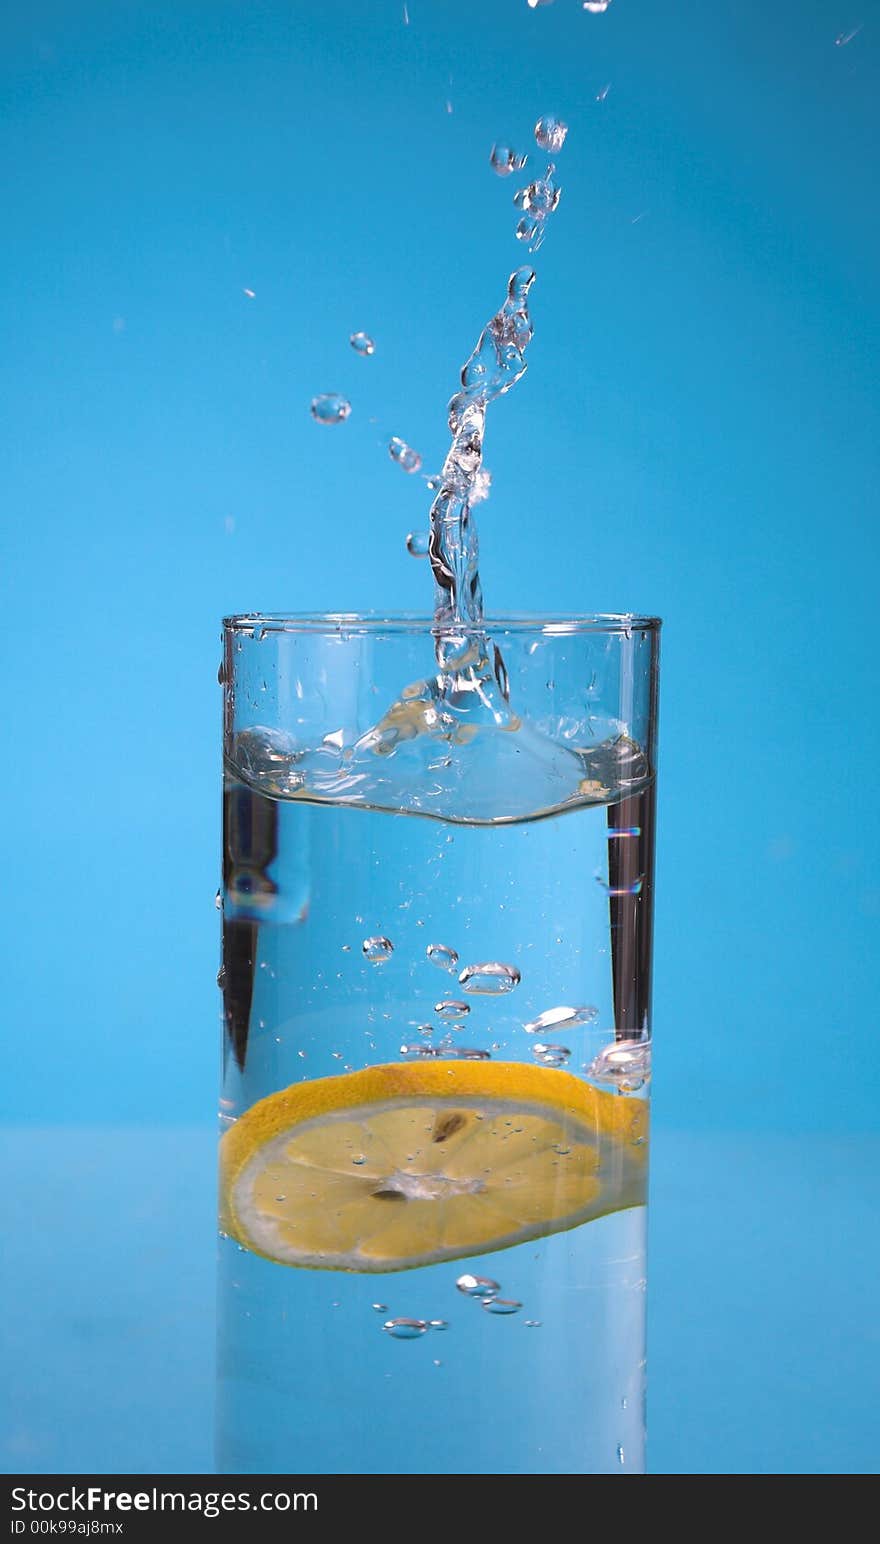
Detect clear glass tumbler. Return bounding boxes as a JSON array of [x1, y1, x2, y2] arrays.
[[217, 613, 660, 1474]]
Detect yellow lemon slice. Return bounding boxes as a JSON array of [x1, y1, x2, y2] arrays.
[[220, 1060, 648, 1273]]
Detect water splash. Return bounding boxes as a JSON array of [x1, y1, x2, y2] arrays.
[[428, 267, 537, 634]]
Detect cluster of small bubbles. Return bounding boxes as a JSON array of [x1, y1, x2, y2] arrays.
[[362, 936, 394, 963], [489, 143, 528, 177], [456, 1274, 500, 1298], [596, 875, 644, 896], [417, 1023, 434, 1038], [406, 531, 430, 558], [389, 437, 423, 474], [349, 330, 375, 356], [532, 1042, 571, 1067], [459, 962, 521, 995], [583, 0, 612, 12], [383, 1318, 428, 1340], [310, 393, 351, 426], [534, 115, 568, 153], [481, 1297, 522, 1315], [436, 999, 470, 1019], [426, 943, 459, 971], [470, 466, 492, 505], [587, 1039, 651, 1092], [524, 1005, 598, 1034]]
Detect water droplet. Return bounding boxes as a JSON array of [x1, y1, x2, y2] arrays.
[[371, 1303, 388, 1312], [532, 1042, 571, 1066], [429, 1319, 448, 1331], [587, 1039, 652, 1091], [400, 1042, 443, 1057], [527, 0, 555, 7], [617, 1444, 625, 1466], [583, 0, 612, 11], [217, 661, 226, 684], [363, 936, 394, 963], [352, 1154, 367, 1166], [435, 999, 470, 1019], [416, 1023, 434, 1038], [481, 1297, 522, 1315], [216, 965, 226, 990], [835, 26, 863, 46], [534, 115, 568, 153], [596, 82, 611, 102], [310, 393, 351, 425], [389, 437, 423, 474], [516, 214, 541, 244], [524, 1005, 598, 1034], [489, 143, 528, 177], [525, 1319, 542, 1327], [453, 1047, 492, 1060], [424, 473, 441, 490], [607, 826, 641, 839], [596, 874, 645, 896], [214, 889, 222, 911], [383, 1318, 428, 1339], [350, 330, 375, 356], [426, 943, 459, 971], [459, 962, 521, 995], [406, 530, 430, 557], [455, 1274, 500, 1298], [515, 174, 561, 219]]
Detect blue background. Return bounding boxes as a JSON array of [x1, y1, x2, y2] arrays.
[[1, 0, 877, 1474]]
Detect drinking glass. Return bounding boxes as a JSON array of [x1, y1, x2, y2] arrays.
[[217, 613, 660, 1475]]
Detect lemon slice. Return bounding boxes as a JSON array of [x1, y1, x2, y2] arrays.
[[220, 1060, 648, 1273]]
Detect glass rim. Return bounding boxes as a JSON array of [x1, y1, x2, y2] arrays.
[[223, 611, 662, 637]]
